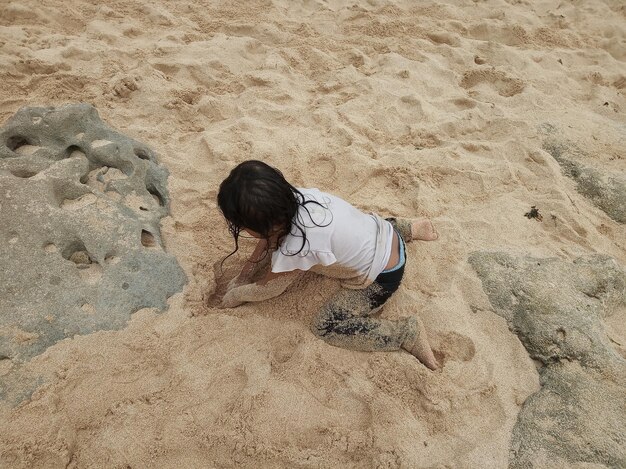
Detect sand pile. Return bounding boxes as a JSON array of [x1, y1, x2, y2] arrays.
[[1, 0, 625, 467]]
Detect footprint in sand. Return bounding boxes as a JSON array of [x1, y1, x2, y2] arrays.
[[427, 31, 461, 47], [15, 58, 71, 75], [460, 69, 525, 97], [433, 331, 476, 365], [110, 76, 140, 99], [450, 97, 478, 110], [269, 332, 304, 370]]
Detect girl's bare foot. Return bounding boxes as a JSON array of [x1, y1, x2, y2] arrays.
[[402, 317, 440, 370], [406, 337, 439, 370], [411, 218, 438, 241]]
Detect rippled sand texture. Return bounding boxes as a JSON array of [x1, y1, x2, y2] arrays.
[[1, 1, 625, 468]]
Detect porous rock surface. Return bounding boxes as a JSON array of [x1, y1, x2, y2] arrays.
[[0, 104, 186, 402], [469, 252, 626, 468], [540, 125, 626, 224]]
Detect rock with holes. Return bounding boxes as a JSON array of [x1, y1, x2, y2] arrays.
[[0, 104, 186, 403], [469, 252, 626, 468]]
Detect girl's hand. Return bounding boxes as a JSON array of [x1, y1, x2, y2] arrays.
[[218, 271, 301, 309], [220, 288, 245, 308], [216, 277, 247, 308]]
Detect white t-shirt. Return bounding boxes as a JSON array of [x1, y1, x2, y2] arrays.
[[271, 188, 394, 282]]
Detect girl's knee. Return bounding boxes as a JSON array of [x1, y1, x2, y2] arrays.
[[311, 305, 331, 337], [311, 304, 350, 338]]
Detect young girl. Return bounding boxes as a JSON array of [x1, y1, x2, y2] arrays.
[[217, 160, 439, 370]]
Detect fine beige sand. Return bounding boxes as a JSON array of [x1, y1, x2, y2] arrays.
[[1, 0, 625, 467]]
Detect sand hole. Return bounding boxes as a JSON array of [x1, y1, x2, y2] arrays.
[[0, 356, 12, 375], [43, 243, 57, 253], [452, 98, 477, 110], [13, 145, 42, 156], [61, 193, 97, 210], [104, 254, 121, 265], [49, 276, 61, 286], [556, 328, 566, 341], [141, 230, 158, 247], [81, 166, 123, 188], [134, 147, 153, 161], [61, 240, 90, 262], [400, 95, 421, 106], [102, 166, 131, 181], [91, 139, 113, 148], [69, 250, 92, 266], [150, 192, 163, 206], [65, 145, 86, 159], [436, 332, 476, 364], [427, 32, 460, 46], [474, 56, 487, 65], [10, 168, 38, 178], [122, 282, 129, 290], [461, 142, 481, 152], [147, 185, 165, 206], [6, 135, 32, 152], [460, 69, 525, 97]]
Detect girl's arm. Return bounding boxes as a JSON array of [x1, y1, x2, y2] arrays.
[[237, 238, 270, 282], [256, 269, 285, 285], [220, 270, 300, 308]]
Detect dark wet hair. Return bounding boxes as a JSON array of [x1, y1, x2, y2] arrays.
[[217, 160, 330, 265]]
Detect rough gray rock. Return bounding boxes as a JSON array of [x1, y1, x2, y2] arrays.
[[469, 252, 626, 469], [0, 104, 186, 403], [540, 126, 626, 224]]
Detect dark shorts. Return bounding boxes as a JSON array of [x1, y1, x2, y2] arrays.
[[368, 229, 406, 309]]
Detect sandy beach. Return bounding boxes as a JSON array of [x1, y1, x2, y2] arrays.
[[1, 0, 625, 467]]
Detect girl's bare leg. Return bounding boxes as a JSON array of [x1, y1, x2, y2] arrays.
[[237, 238, 270, 283], [312, 286, 416, 352], [312, 286, 439, 370]]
